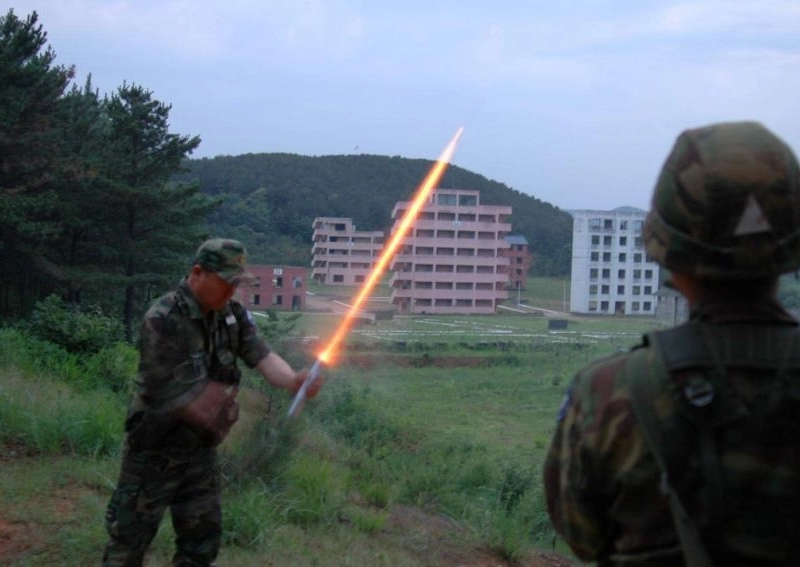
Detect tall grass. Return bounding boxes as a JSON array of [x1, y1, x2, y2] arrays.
[[0, 311, 657, 565]]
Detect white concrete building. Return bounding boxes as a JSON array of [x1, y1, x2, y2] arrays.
[[569, 207, 660, 315]]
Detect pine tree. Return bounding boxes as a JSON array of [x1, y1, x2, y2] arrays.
[[0, 9, 75, 315], [97, 83, 218, 340]]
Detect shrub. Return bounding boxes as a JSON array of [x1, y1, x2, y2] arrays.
[[81, 343, 138, 393], [26, 295, 125, 354]]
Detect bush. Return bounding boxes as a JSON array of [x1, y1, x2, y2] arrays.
[[81, 343, 138, 393], [26, 295, 125, 355]]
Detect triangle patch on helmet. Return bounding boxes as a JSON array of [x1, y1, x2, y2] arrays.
[[734, 194, 772, 236]]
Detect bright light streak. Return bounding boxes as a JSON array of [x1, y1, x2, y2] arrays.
[[317, 126, 464, 366]]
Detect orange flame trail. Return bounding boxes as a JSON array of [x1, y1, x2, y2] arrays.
[[288, 127, 464, 417], [318, 126, 464, 366]]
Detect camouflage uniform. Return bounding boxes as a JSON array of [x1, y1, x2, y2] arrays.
[[103, 240, 270, 567], [543, 122, 800, 566]]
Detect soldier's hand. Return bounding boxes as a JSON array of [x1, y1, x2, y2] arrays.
[[294, 365, 325, 398]]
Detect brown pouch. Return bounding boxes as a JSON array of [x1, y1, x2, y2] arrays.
[[179, 381, 240, 446]]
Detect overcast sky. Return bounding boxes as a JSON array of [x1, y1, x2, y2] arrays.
[[10, 1, 800, 211]]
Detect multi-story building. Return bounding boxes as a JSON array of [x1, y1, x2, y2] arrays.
[[310, 217, 384, 286], [389, 188, 512, 315], [503, 234, 532, 291], [569, 207, 660, 315], [236, 265, 307, 312]]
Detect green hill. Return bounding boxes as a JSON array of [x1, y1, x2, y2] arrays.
[[178, 153, 573, 275]]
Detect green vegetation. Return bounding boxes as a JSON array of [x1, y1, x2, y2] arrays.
[[0, 304, 660, 565], [178, 154, 574, 275]]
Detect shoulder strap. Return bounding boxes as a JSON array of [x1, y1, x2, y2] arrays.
[[624, 342, 716, 567]]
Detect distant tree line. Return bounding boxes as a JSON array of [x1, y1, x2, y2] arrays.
[[179, 154, 574, 275], [1, 9, 573, 338]]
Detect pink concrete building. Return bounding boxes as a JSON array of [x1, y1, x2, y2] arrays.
[[310, 217, 385, 286], [503, 234, 533, 291], [235, 264, 307, 311], [389, 189, 512, 315]]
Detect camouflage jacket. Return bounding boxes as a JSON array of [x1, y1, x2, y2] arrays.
[[543, 295, 800, 566], [124, 279, 270, 447]]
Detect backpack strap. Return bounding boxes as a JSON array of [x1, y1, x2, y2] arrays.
[[623, 341, 716, 567]]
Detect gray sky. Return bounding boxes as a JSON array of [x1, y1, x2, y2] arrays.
[[11, 1, 800, 211]]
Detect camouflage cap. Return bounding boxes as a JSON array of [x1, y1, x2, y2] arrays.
[[193, 238, 256, 286], [643, 121, 800, 279]]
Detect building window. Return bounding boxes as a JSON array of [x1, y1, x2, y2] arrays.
[[459, 194, 477, 206], [589, 285, 598, 295], [645, 269, 653, 279], [633, 286, 641, 296], [618, 269, 626, 279], [355, 275, 364, 283], [601, 285, 610, 294], [589, 218, 602, 230], [273, 276, 283, 288], [632, 302, 640, 312], [590, 268, 598, 279], [591, 252, 599, 261], [619, 253, 626, 262], [333, 275, 344, 283], [589, 300, 598, 312], [437, 193, 457, 205], [602, 268, 610, 279], [602, 252, 611, 262], [292, 276, 302, 288], [634, 237, 643, 248], [601, 301, 609, 311], [603, 235, 612, 246], [272, 295, 283, 305], [591, 235, 600, 245], [617, 285, 625, 294], [644, 301, 652, 310], [619, 236, 627, 246], [634, 220, 644, 233], [603, 219, 613, 230], [251, 294, 260, 305], [644, 286, 652, 294], [620, 220, 628, 230], [633, 269, 642, 280]]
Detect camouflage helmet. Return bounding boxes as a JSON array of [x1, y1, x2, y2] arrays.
[[643, 121, 800, 279], [193, 238, 256, 286]]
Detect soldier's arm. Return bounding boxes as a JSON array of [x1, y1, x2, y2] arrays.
[[254, 353, 322, 397], [542, 370, 613, 561]]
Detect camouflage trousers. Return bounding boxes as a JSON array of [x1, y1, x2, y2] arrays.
[[102, 441, 222, 567]]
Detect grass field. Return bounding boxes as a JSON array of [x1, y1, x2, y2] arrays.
[[0, 294, 664, 566]]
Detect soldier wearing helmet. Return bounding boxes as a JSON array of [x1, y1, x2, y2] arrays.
[[543, 122, 800, 566]]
